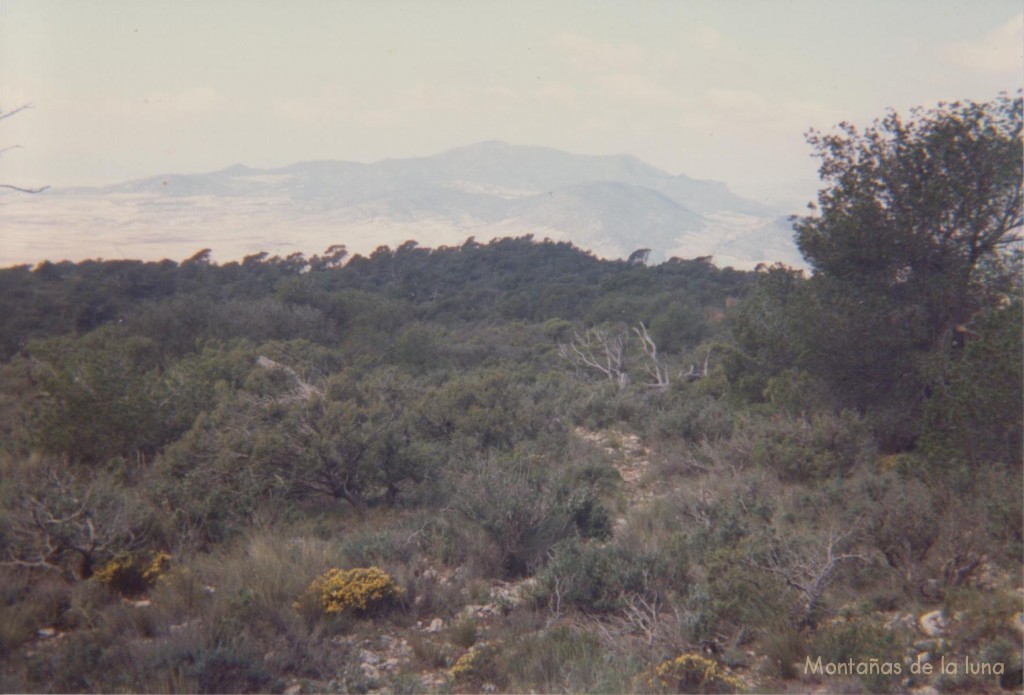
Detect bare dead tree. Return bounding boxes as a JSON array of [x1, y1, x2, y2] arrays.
[[679, 486, 715, 530], [683, 348, 713, 382], [1, 464, 149, 581], [622, 591, 664, 645], [1, 103, 49, 193], [753, 527, 867, 629], [633, 322, 671, 390], [558, 326, 628, 389], [255, 355, 322, 401]]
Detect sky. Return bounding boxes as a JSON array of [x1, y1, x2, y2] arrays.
[[0, 0, 1021, 208]]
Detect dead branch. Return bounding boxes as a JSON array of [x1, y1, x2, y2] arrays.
[[0, 104, 34, 122], [558, 327, 628, 389], [0, 182, 50, 193], [1, 103, 50, 193], [633, 322, 670, 390], [2, 466, 147, 581], [753, 527, 868, 628], [682, 347, 713, 382]]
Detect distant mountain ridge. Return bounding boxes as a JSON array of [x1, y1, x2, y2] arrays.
[[4, 142, 805, 269], [96, 141, 769, 216]]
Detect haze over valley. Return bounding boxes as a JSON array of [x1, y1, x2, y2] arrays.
[[1, 141, 803, 269]]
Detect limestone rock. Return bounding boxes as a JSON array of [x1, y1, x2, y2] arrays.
[[918, 610, 947, 638]]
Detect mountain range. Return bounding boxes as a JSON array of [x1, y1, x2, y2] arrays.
[[1, 141, 806, 269]]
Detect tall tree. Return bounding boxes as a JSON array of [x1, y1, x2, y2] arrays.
[[790, 94, 1022, 445], [796, 93, 1021, 333]]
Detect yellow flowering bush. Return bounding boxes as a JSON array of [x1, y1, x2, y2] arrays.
[[302, 567, 402, 616], [648, 653, 745, 694], [94, 551, 172, 596], [449, 642, 502, 688]]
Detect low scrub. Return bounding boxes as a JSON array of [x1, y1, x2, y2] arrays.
[[646, 653, 746, 694]]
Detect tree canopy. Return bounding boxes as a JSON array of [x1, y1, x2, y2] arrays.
[[782, 94, 1023, 444], [796, 93, 1021, 330]]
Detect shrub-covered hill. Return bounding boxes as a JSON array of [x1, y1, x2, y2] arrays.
[[0, 234, 1019, 694], [1, 96, 1021, 693], [0, 236, 751, 360]]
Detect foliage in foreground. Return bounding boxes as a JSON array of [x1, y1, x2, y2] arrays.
[[0, 94, 1020, 694]]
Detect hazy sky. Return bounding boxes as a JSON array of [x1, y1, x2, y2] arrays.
[[1, 0, 1021, 206]]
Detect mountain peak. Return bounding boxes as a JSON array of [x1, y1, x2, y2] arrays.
[[7, 142, 798, 269], [466, 140, 512, 149], [218, 163, 255, 176]]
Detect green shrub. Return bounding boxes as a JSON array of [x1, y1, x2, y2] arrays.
[[24, 631, 105, 693], [761, 627, 806, 680], [450, 455, 576, 578], [450, 615, 478, 649], [504, 626, 638, 693], [339, 529, 416, 567], [943, 587, 1023, 649], [190, 646, 279, 694], [410, 634, 455, 669], [749, 411, 875, 481], [646, 389, 735, 443], [0, 575, 74, 653], [566, 489, 612, 540], [449, 641, 506, 690], [806, 617, 902, 693], [700, 539, 796, 632], [536, 539, 668, 614]]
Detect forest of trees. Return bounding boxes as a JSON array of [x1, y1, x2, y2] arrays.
[[0, 96, 1020, 694]]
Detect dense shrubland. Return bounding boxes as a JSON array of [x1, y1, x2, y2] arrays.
[[1, 96, 1021, 693]]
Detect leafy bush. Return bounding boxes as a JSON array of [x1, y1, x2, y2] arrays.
[[0, 574, 73, 653], [449, 641, 506, 690], [761, 627, 806, 680], [300, 567, 402, 616], [536, 539, 672, 614], [189, 646, 280, 694], [450, 615, 478, 649], [565, 489, 612, 540], [502, 626, 639, 693], [1, 458, 155, 581], [645, 388, 735, 443], [748, 410, 875, 481], [699, 539, 796, 632], [806, 617, 902, 693], [647, 653, 745, 694], [93, 551, 171, 596], [449, 455, 578, 578]]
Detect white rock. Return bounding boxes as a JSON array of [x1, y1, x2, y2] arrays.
[[37, 627, 57, 639], [918, 610, 947, 638], [427, 617, 444, 633], [284, 685, 302, 695]]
